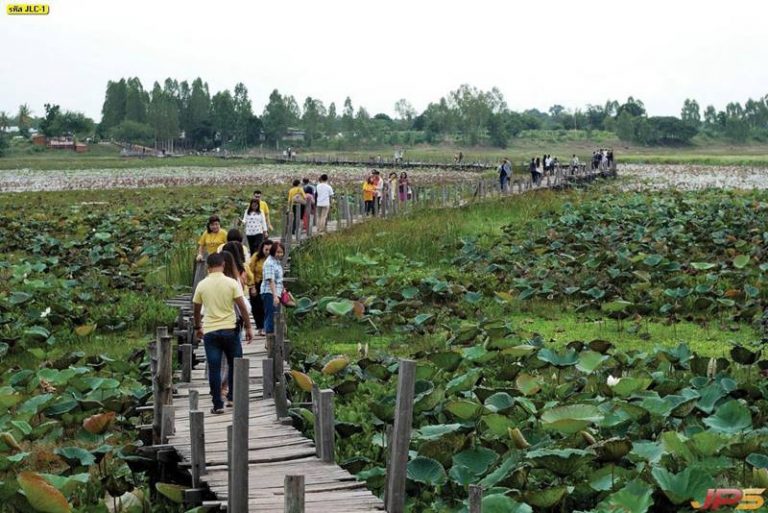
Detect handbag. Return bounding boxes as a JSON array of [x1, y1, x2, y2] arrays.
[[280, 289, 296, 307]]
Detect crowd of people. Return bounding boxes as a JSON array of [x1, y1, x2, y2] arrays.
[[496, 150, 614, 189], [592, 149, 614, 170], [191, 169, 419, 412]]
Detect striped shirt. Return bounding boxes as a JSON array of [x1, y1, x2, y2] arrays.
[[260, 256, 284, 296]]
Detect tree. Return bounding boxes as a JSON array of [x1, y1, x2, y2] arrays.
[[124, 77, 149, 124], [355, 107, 371, 140], [17, 104, 32, 136], [232, 83, 253, 148], [487, 112, 511, 148], [643, 117, 698, 145], [262, 89, 290, 147], [448, 84, 506, 145], [394, 99, 416, 125], [211, 90, 236, 145], [585, 104, 607, 130], [100, 79, 127, 134], [723, 102, 748, 142], [110, 120, 154, 145], [342, 97, 355, 135], [616, 97, 646, 118], [148, 82, 179, 150], [681, 99, 701, 128], [39, 104, 62, 137], [325, 102, 338, 137], [0, 111, 12, 132], [615, 111, 637, 142], [302, 97, 326, 146], [186, 78, 213, 149]]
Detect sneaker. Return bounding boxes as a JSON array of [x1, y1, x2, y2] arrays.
[[210, 407, 225, 415], [226, 400, 234, 407]]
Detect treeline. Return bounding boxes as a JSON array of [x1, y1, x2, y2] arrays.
[[2, 80, 768, 154]]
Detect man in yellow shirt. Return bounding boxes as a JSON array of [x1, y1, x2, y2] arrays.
[[192, 252, 254, 413], [251, 190, 273, 231], [196, 215, 227, 262]]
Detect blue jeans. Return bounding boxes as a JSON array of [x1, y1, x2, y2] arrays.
[[262, 293, 281, 334], [203, 329, 239, 410], [500, 176, 508, 191]]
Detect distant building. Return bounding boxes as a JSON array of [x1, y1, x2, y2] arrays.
[[46, 136, 88, 152], [282, 128, 305, 142]]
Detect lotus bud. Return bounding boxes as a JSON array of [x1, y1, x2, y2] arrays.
[[364, 343, 369, 357], [706, 357, 717, 379], [508, 427, 530, 449], [607, 375, 620, 387], [580, 430, 597, 446]]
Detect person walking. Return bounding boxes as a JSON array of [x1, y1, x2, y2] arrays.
[[571, 154, 579, 175], [529, 158, 537, 184], [261, 242, 285, 336], [315, 174, 334, 232], [372, 170, 383, 213], [196, 215, 227, 262], [499, 159, 510, 192], [287, 179, 306, 235], [387, 172, 398, 201], [248, 239, 272, 336], [398, 172, 410, 202], [192, 253, 253, 414], [250, 190, 273, 232], [242, 201, 268, 256], [363, 176, 376, 215]]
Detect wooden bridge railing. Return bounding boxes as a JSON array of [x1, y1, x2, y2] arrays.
[[149, 162, 615, 512]]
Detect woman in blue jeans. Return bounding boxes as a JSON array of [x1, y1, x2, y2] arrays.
[[261, 242, 285, 334]]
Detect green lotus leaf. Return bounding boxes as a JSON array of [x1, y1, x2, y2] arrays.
[[651, 466, 714, 505], [481, 495, 532, 513], [515, 373, 541, 396], [452, 447, 498, 476], [448, 464, 477, 486], [747, 453, 768, 469], [427, 351, 462, 371], [412, 313, 434, 326], [406, 456, 447, 485], [527, 448, 594, 476], [484, 392, 516, 414], [400, 287, 419, 299], [0, 386, 22, 410], [445, 368, 482, 395], [413, 423, 463, 441], [593, 437, 633, 463], [577, 350, 609, 374], [524, 486, 568, 508], [54, 447, 95, 467], [730, 345, 759, 365], [481, 414, 516, 438], [601, 300, 633, 313], [595, 479, 654, 513], [418, 433, 465, 467], [39, 473, 90, 498], [17, 472, 72, 513], [155, 483, 185, 503], [501, 344, 538, 357], [537, 348, 578, 367], [702, 400, 752, 434], [589, 465, 632, 492], [445, 399, 486, 420], [609, 377, 652, 397], [541, 404, 602, 433], [690, 262, 716, 270], [325, 300, 355, 316], [733, 254, 750, 268]]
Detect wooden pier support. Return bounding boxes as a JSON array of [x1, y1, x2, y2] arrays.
[[385, 359, 416, 513], [285, 474, 306, 513]]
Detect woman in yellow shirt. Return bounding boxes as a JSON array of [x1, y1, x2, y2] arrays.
[[287, 179, 306, 235], [247, 239, 273, 335], [363, 176, 376, 216], [196, 215, 227, 261]]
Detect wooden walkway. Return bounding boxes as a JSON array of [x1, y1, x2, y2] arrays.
[[160, 166, 614, 512]]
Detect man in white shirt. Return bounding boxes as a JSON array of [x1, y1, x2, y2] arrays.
[[315, 174, 334, 232]]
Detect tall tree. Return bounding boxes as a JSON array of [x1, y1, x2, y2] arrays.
[[342, 97, 355, 135], [394, 99, 416, 125], [302, 97, 325, 146], [0, 111, 10, 132], [262, 89, 290, 147], [186, 78, 213, 148], [211, 90, 236, 146], [681, 99, 701, 128], [124, 78, 149, 123], [100, 79, 127, 134], [232, 83, 253, 148], [17, 104, 32, 135], [148, 82, 179, 151], [326, 102, 338, 137]]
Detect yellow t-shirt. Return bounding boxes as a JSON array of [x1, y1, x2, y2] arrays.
[[363, 182, 376, 201], [198, 230, 227, 256], [249, 255, 267, 284], [259, 200, 270, 224], [287, 186, 306, 205], [192, 271, 243, 334]]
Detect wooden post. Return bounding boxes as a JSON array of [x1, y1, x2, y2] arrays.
[[344, 195, 352, 228], [469, 484, 483, 513], [153, 333, 173, 444], [190, 410, 206, 487], [285, 475, 305, 513], [311, 384, 321, 457], [318, 389, 335, 463], [226, 424, 233, 513], [189, 389, 199, 411], [275, 381, 289, 419], [385, 359, 416, 513], [231, 358, 249, 513], [294, 203, 302, 244], [180, 344, 192, 383], [160, 404, 175, 444], [262, 358, 274, 399]]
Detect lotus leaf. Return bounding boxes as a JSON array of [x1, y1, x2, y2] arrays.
[[406, 456, 447, 485], [155, 483, 185, 503], [326, 300, 355, 316], [481, 414, 516, 438], [445, 400, 485, 420], [609, 376, 652, 397], [537, 348, 578, 367], [524, 486, 568, 508], [592, 437, 633, 463], [577, 350, 609, 373], [427, 351, 462, 371], [17, 472, 72, 513], [731, 345, 759, 365], [445, 368, 481, 394], [74, 324, 96, 337], [54, 447, 95, 467], [733, 254, 750, 268], [1, 432, 22, 451], [0, 386, 22, 410], [484, 392, 516, 414], [369, 395, 396, 422], [515, 373, 540, 396], [501, 344, 538, 357], [527, 448, 594, 476], [82, 411, 115, 435], [289, 370, 314, 392], [417, 433, 466, 467], [595, 479, 654, 513], [702, 400, 752, 434], [414, 423, 463, 441], [356, 467, 386, 488], [448, 464, 477, 486], [540, 404, 602, 433], [481, 495, 532, 513], [452, 447, 498, 476], [38, 473, 90, 498], [116, 491, 144, 513], [747, 453, 768, 469], [652, 466, 714, 505], [321, 356, 349, 375], [589, 465, 632, 492]]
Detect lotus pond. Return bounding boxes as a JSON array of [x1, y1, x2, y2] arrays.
[[286, 186, 768, 512]]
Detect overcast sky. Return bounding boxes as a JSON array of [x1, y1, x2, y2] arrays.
[[1, 0, 767, 121]]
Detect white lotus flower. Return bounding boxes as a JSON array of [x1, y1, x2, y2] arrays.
[[40, 307, 51, 318], [607, 375, 621, 387]]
